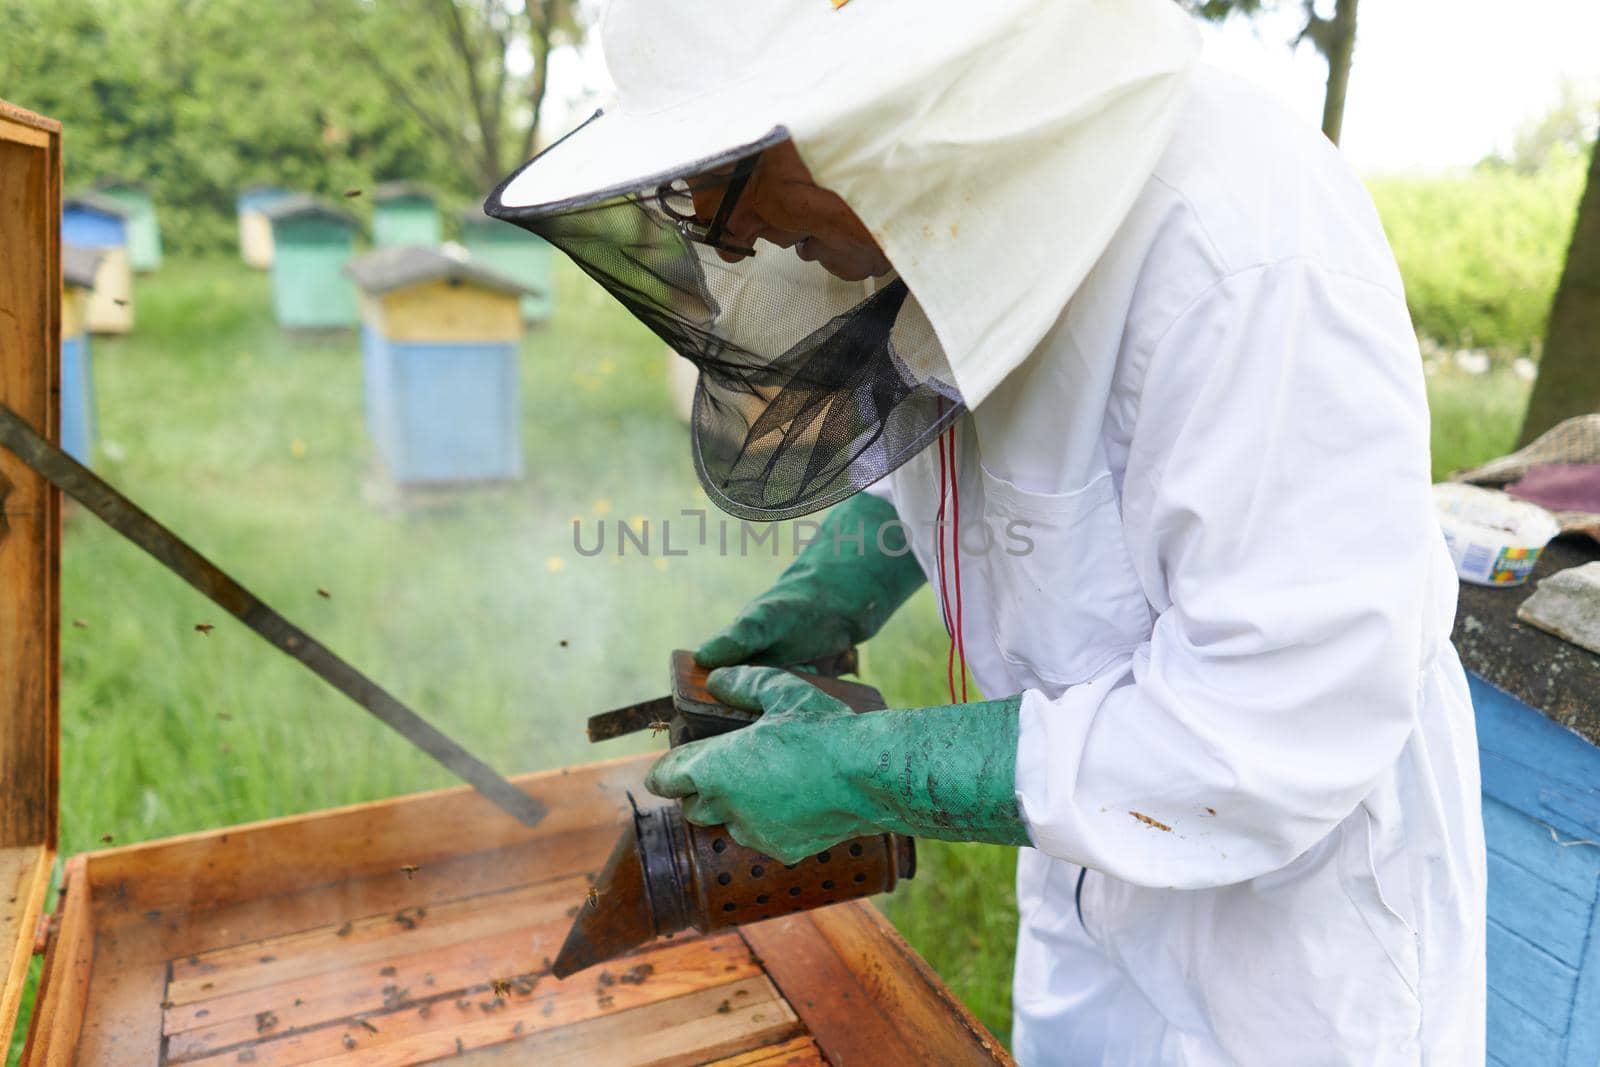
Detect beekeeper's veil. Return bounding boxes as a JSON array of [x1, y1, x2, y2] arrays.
[[487, 0, 1199, 521]]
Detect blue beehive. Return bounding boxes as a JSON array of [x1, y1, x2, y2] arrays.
[[262, 195, 362, 329], [1472, 673, 1600, 1065], [93, 178, 161, 272], [60, 192, 134, 334], [346, 246, 536, 485], [60, 245, 101, 464]]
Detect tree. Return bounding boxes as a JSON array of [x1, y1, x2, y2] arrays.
[[1518, 131, 1600, 445], [335, 0, 584, 193], [1186, 0, 1361, 145]]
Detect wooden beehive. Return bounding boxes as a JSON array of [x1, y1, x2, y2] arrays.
[[459, 211, 554, 324], [349, 246, 528, 486], [1, 101, 1011, 1065], [1453, 539, 1600, 1064], [372, 183, 442, 250], [237, 186, 293, 270], [261, 196, 362, 330], [59, 245, 100, 465], [59, 192, 133, 336], [92, 179, 162, 273]]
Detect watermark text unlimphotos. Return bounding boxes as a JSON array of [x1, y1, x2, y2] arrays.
[[571, 510, 1034, 559]]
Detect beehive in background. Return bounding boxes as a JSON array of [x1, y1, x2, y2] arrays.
[[92, 177, 162, 272], [60, 245, 101, 465], [261, 195, 362, 329], [348, 246, 534, 485], [237, 184, 293, 269], [460, 209, 554, 323], [372, 182, 442, 249], [60, 191, 133, 334]]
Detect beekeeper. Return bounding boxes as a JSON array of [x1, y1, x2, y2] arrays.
[[487, 1, 1487, 1062]]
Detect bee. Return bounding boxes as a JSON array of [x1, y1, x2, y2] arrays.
[[585, 885, 600, 909], [112, 297, 129, 307], [99, 834, 113, 845], [71, 619, 88, 629], [343, 188, 363, 199], [216, 713, 232, 722], [400, 864, 420, 880], [194, 623, 215, 635], [648, 720, 671, 737], [317, 588, 331, 599], [490, 977, 512, 999]]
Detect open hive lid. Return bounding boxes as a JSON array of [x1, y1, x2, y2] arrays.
[[0, 98, 62, 1053]]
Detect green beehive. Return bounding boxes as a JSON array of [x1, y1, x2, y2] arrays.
[[93, 178, 162, 272], [460, 209, 554, 324], [261, 195, 362, 329], [372, 182, 442, 249]]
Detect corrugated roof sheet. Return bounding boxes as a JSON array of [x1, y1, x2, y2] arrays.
[[62, 244, 103, 289], [344, 244, 538, 298], [63, 191, 133, 219], [260, 194, 361, 228]]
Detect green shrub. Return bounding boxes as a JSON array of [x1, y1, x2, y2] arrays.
[[1367, 161, 1586, 354]]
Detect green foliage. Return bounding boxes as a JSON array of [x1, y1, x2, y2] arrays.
[[1367, 159, 1587, 354], [0, 0, 510, 255]]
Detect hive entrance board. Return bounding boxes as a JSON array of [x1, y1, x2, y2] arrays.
[[26, 756, 1005, 1065]]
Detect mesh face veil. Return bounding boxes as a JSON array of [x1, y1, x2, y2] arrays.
[[486, 124, 965, 522]]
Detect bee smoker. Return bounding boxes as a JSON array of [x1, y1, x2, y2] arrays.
[[551, 651, 917, 977]]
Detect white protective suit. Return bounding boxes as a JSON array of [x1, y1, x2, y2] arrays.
[[871, 67, 1487, 1065]]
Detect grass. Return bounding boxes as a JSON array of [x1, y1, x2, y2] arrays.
[[1427, 362, 1533, 480], [7, 253, 1526, 1060]]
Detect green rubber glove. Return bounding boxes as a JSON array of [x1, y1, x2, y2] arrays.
[[645, 665, 1031, 864], [695, 493, 926, 668]]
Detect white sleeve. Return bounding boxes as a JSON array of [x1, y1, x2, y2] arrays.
[[1014, 258, 1439, 889]]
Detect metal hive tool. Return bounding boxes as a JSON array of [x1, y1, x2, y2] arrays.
[[554, 651, 916, 977]]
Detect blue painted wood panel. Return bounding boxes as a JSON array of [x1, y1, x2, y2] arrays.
[[1472, 673, 1600, 1066], [1487, 852, 1590, 966], [59, 332, 94, 464], [364, 335, 521, 484]]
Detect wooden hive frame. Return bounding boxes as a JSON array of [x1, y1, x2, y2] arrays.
[[0, 99, 1011, 1066]]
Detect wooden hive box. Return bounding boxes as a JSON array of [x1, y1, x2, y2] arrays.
[[59, 245, 101, 466], [237, 187, 294, 271], [92, 180, 162, 273], [1453, 540, 1600, 1065], [261, 196, 362, 330], [2, 101, 1010, 1066], [58, 193, 133, 337], [372, 184, 442, 250], [349, 247, 527, 487], [459, 211, 554, 324]]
